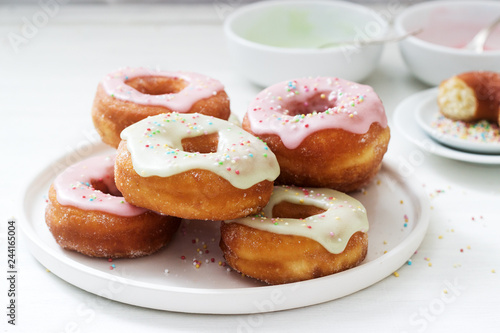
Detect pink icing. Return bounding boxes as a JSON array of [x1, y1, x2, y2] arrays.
[[101, 67, 225, 112], [412, 9, 500, 51], [53, 155, 148, 217], [246, 77, 388, 149]]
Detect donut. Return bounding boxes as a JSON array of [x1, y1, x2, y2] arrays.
[[115, 112, 280, 220], [242, 77, 390, 193], [220, 185, 369, 285], [92, 67, 231, 148], [438, 71, 500, 125], [45, 155, 181, 258]]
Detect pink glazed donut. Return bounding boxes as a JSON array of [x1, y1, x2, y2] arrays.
[[91, 67, 231, 147], [45, 155, 180, 258], [242, 77, 390, 192]]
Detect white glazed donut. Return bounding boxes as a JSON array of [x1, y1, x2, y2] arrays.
[[115, 112, 281, 220], [220, 185, 369, 284]]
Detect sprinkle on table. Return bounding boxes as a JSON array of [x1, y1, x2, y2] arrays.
[[424, 257, 432, 267]]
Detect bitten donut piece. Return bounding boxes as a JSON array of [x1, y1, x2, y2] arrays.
[[115, 112, 280, 221], [243, 77, 390, 192], [92, 67, 231, 147], [438, 71, 500, 125], [45, 155, 180, 258], [220, 186, 369, 285]]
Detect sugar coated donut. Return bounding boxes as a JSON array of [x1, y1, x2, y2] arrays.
[[45, 155, 180, 258], [243, 77, 390, 192], [438, 71, 500, 125], [92, 67, 231, 147], [220, 185, 369, 284], [115, 112, 280, 220]]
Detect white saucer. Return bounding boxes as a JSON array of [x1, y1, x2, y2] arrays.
[[394, 88, 500, 164], [415, 92, 500, 154], [20, 142, 430, 314]]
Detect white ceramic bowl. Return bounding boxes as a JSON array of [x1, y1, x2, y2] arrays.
[[394, 1, 500, 86], [224, 0, 388, 87]]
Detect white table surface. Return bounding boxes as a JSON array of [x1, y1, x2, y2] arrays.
[[1, 3, 499, 333]]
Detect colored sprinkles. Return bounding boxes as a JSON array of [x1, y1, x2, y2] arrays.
[[175, 230, 228, 272], [121, 112, 279, 189], [431, 114, 500, 144], [246, 77, 387, 150]]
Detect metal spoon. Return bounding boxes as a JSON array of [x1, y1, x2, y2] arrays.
[[318, 29, 422, 49], [465, 16, 500, 53]]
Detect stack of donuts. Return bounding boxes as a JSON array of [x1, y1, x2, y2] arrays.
[[45, 67, 390, 285]]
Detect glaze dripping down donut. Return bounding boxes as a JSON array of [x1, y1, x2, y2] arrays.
[[220, 185, 369, 284], [243, 77, 390, 192], [45, 155, 180, 258], [246, 77, 388, 149], [115, 112, 280, 220]]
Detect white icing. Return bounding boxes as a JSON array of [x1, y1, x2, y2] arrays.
[[120, 113, 280, 189], [224, 186, 369, 254]]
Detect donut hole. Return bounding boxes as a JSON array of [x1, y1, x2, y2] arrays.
[[283, 93, 336, 116], [272, 201, 326, 219], [90, 178, 122, 197], [125, 76, 188, 95], [181, 133, 219, 154]]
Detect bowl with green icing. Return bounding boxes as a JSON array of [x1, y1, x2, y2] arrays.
[[224, 0, 388, 86]]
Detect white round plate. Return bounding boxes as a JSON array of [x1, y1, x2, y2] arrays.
[[394, 88, 500, 164], [20, 142, 429, 314], [415, 91, 500, 154]]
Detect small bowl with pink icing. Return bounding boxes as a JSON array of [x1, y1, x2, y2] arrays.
[[395, 1, 500, 86], [224, 0, 388, 87]]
